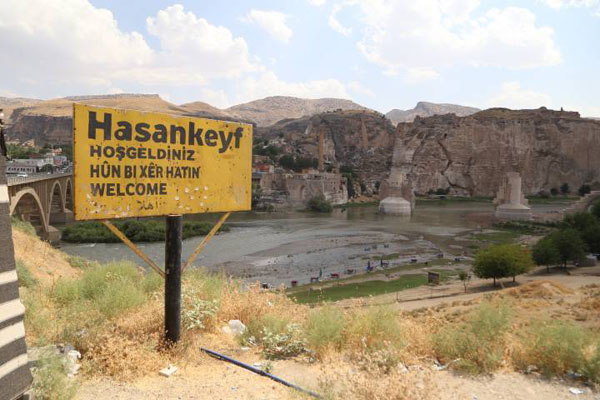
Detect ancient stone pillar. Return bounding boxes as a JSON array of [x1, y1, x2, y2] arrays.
[[494, 172, 532, 220]]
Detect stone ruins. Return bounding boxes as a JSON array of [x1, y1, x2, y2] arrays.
[[494, 172, 532, 220], [379, 169, 414, 216]]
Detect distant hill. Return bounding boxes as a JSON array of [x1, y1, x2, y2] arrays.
[[386, 102, 480, 125], [226, 96, 369, 127], [6, 94, 191, 144], [0, 96, 43, 122], [179, 101, 236, 120]]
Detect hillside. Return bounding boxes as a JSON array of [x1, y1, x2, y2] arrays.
[[14, 223, 600, 400], [258, 109, 395, 195], [227, 96, 369, 127], [386, 101, 480, 125], [5, 94, 371, 144], [0, 96, 43, 122], [6, 94, 190, 144], [392, 107, 600, 196], [179, 100, 235, 120]]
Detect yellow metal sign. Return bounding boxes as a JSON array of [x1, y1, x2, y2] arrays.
[[73, 104, 252, 220]]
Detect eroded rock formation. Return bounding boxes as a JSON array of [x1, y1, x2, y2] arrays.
[[258, 110, 396, 196], [394, 108, 600, 196]]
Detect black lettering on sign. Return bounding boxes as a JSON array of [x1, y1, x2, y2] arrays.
[[85, 110, 248, 151], [90, 182, 168, 197], [88, 111, 112, 140], [135, 123, 151, 142], [205, 130, 217, 147], [115, 121, 132, 140]]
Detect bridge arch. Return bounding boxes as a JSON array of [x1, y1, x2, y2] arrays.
[[65, 178, 73, 210], [9, 188, 49, 234], [49, 180, 65, 213]]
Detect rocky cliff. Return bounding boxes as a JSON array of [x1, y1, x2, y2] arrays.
[[258, 109, 396, 194], [393, 107, 600, 196], [386, 102, 479, 125]]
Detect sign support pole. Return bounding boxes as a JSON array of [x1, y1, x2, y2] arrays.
[[165, 214, 182, 344]]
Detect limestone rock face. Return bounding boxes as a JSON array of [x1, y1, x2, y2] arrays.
[[257, 110, 396, 195], [379, 197, 411, 215], [394, 108, 600, 197]]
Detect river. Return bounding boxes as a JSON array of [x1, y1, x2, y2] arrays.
[[58, 201, 566, 287]]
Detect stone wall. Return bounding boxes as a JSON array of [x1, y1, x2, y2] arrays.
[[256, 171, 348, 209]]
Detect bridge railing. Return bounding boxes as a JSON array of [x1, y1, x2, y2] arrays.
[[6, 172, 72, 186]]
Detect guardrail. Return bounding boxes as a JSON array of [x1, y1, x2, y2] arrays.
[[6, 172, 72, 186]]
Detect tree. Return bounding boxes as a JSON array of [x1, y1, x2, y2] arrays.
[[307, 195, 333, 213], [473, 244, 534, 286], [591, 203, 600, 220], [560, 183, 570, 195], [278, 154, 295, 170], [547, 229, 587, 268], [562, 212, 599, 232], [578, 184, 592, 197], [550, 187, 559, 196], [532, 236, 561, 273], [582, 224, 600, 254], [458, 271, 471, 293]]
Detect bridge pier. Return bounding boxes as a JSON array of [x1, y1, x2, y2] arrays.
[[44, 225, 61, 244], [49, 209, 74, 224]]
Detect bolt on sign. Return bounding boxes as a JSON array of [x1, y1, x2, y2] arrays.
[[73, 104, 252, 220]]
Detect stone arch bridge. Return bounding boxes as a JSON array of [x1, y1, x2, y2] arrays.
[[7, 173, 73, 243]]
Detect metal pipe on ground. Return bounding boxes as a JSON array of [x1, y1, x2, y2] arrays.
[[200, 347, 322, 399]]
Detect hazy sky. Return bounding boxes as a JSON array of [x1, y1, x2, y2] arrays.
[[0, 0, 598, 116]]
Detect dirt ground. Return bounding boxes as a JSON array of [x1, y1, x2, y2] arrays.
[[75, 269, 600, 400]]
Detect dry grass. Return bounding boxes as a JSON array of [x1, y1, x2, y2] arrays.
[[505, 280, 574, 299], [13, 229, 81, 284]]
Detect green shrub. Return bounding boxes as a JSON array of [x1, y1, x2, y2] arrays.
[[143, 271, 163, 293], [515, 320, 587, 377], [96, 279, 146, 318], [261, 324, 306, 360], [61, 219, 229, 243], [242, 314, 292, 346], [304, 305, 346, 353], [307, 195, 333, 213], [182, 284, 219, 331], [67, 256, 96, 269], [51, 261, 150, 318], [52, 279, 81, 306], [582, 342, 600, 383], [241, 314, 305, 359], [184, 269, 228, 301], [346, 306, 403, 352], [11, 215, 37, 236], [435, 300, 512, 373], [32, 351, 76, 400], [16, 259, 37, 288]]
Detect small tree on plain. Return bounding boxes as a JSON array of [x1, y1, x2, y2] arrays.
[[560, 183, 570, 195], [550, 187, 559, 196], [458, 270, 470, 293], [547, 229, 587, 268], [473, 244, 534, 287], [578, 184, 592, 197], [532, 236, 561, 273]]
